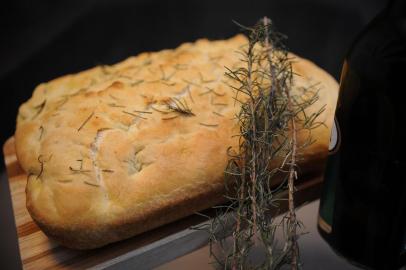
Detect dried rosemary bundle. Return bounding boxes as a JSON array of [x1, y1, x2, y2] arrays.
[[205, 17, 326, 270]]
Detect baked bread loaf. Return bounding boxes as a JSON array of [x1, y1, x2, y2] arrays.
[[15, 35, 338, 249]]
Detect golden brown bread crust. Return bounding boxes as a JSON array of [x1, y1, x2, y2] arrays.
[[15, 35, 338, 249]]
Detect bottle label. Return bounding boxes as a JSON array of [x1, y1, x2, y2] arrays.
[[328, 117, 341, 154], [318, 117, 341, 234], [318, 215, 332, 233]]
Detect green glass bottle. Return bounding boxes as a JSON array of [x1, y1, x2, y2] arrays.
[[318, 0, 406, 269]]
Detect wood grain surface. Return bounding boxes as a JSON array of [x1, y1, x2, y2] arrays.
[[3, 137, 323, 270]]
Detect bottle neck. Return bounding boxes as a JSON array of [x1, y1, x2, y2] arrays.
[[385, 0, 406, 17]]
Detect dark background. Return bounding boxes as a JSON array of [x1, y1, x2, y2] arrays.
[[0, 0, 386, 269], [0, 0, 387, 157]]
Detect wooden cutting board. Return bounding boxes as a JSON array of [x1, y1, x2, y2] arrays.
[[3, 136, 323, 270]]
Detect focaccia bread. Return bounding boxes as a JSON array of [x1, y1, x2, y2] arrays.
[[15, 35, 338, 249]]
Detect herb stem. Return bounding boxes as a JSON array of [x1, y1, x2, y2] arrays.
[[78, 112, 94, 131]]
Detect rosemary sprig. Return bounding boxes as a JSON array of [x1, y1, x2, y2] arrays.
[[212, 102, 228, 106], [165, 97, 195, 116], [55, 97, 69, 110], [131, 79, 144, 86], [204, 17, 325, 270], [161, 81, 177, 86], [39, 125, 44, 141], [36, 154, 52, 180], [37, 155, 44, 180], [159, 65, 176, 81], [133, 110, 152, 114], [109, 94, 120, 101], [151, 106, 169, 114], [213, 111, 224, 117], [83, 180, 100, 187], [108, 103, 126, 108], [122, 110, 148, 120], [32, 100, 46, 119], [69, 167, 92, 174], [162, 115, 179, 120], [57, 179, 73, 183], [77, 112, 94, 131], [76, 159, 84, 170], [187, 86, 195, 103]]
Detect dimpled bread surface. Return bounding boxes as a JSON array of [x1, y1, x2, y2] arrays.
[[15, 35, 338, 249]]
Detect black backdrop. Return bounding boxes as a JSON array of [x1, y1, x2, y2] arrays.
[[0, 0, 386, 167]]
